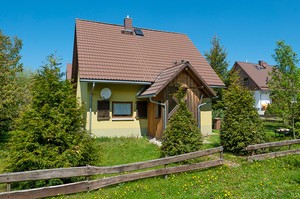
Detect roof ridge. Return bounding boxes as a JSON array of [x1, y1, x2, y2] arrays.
[[75, 18, 186, 35], [236, 61, 273, 67]]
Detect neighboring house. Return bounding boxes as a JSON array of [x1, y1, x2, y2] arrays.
[[231, 60, 273, 115], [68, 17, 224, 138]]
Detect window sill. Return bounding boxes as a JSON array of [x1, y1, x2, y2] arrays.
[[112, 117, 134, 121]]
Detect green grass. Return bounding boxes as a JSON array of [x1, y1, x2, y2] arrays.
[[51, 133, 299, 199], [95, 137, 161, 166], [2, 121, 300, 198]]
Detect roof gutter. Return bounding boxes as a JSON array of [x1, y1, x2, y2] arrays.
[[80, 79, 152, 85], [209, 85, 226, 89], [138, 94, 155, 99]]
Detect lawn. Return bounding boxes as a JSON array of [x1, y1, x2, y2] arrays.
[[1, 121, 300, 198], [52, 134, 299, 199]]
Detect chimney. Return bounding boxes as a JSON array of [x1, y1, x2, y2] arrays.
[[124, 15, 133, 31], [258, 60, 267, 67]]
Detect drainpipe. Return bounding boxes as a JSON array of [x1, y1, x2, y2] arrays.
[[149, 97, 167, 130], [89, 82, 95, 133], [197, 95, 206, 130]]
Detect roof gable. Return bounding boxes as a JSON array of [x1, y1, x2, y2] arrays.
[[74, 18, 224, 87], [233, 61, 273, 90], [139, 61, 216, 98]]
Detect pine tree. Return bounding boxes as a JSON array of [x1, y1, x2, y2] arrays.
[[204, 35, 228, 110], [204, 35, 229, 82], [7, 55, 98, 189], [161, 86, 202, 157], [220, 73, 266, 154]]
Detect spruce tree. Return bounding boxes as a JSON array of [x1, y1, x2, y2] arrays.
[[204, 35, 229, 82], [220, 73, 266, 154], [7, 55, 98, 189], [204, 35, 228, 110], [161, 86, 202, 157]]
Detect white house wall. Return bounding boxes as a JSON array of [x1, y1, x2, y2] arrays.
[[253, 90, 272, 114]]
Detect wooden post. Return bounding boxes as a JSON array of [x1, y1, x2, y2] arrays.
[[220, 149, 223, 160], [7, 183, 11, 192], [86, 165, 91, 192]]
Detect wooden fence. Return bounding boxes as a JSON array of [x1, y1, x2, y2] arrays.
[[246, 139, 300, 161], [0, 147, 223, 199]]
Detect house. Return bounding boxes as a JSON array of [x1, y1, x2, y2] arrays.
[[68, 17, 224, 138], [231, 60, 273, 115]]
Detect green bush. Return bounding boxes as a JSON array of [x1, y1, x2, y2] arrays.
[[161, 87, 202, 157], [220, 73, 266, 154], [7, 55, 98, 189]]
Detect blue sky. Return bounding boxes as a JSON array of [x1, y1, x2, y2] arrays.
[[1, 0, 300, 73]]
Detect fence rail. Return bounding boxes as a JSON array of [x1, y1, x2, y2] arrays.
[[246, 139, 300, 161], [0, 147, 223, 199]]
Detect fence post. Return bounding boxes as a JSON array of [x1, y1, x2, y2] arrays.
[[86, 165, 91, 192], [220, 148, 223, 160], [7, 183, 11, 192]]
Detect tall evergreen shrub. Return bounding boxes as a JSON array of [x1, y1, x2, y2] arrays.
[[7, 55, 98, 189], [220, 73, 266, 154], [161, 87, 202, 157]]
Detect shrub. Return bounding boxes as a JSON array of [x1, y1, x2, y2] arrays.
[[161, 86, 202, 157], [7, 55, 98, 189], [220, 73, 266, 154]]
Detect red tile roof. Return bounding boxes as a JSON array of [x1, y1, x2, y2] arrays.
[[140, 61, 215, 97], [233, 61, 273, 90], [74, 19, 224, 87]]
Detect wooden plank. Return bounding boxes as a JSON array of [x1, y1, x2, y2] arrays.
[[248, 148, 300, 162], [88, 147, 223, 174], [0, 147, 223, 183], [89, 159, 224, 191], [0, 181, 88, 199], [0, 166, 88, 184], [0, 159, 223, 199], [246, 139, 300, 151]]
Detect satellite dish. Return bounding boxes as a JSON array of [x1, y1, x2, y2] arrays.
[[100, 88, 111, 99]]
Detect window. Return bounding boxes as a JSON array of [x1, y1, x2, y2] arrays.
[[134, 28, 144, 36], [136, 101, 147, 119], [243, 78, 249, 86], [97, 100, 110, 121], [112, 102, 133, 117], [155, 101, 161, 118]]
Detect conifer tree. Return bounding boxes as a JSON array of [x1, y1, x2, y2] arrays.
[[161, 86, 202, 157], [7, 55, 98, 189], [220, 73, 266, 154], [204, 35, 229, 81], [204, 35, 228, 110]]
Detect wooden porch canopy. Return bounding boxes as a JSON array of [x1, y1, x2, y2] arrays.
[[138, 61, 216, 98]]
